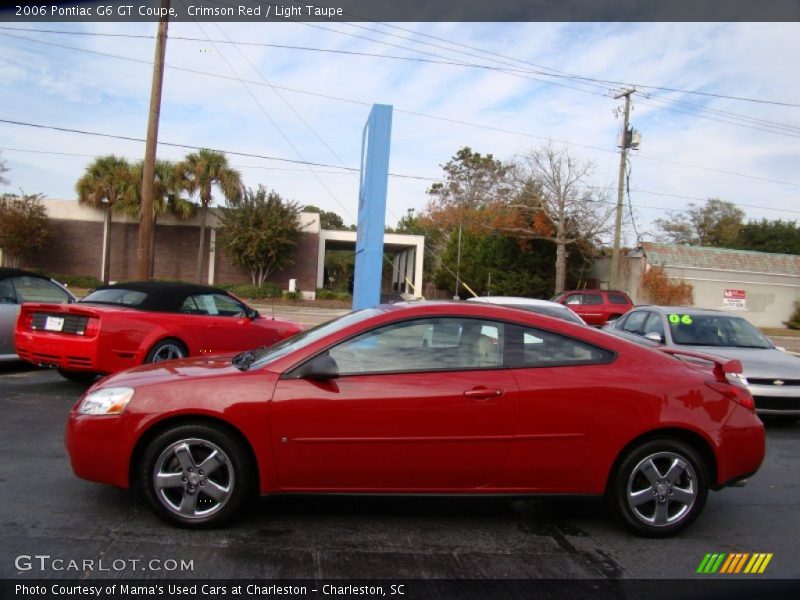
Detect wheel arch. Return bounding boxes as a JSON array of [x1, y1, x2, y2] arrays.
[[128, 414, 261, 493], [604, 427, 719, 495], [143, 336, 189, 363]]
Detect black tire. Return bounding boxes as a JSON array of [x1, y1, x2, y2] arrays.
[[607, 438, 708, 537], [57, 368, 99, 384], [144, 339, 187, 364], [140, 423, 255, 528]]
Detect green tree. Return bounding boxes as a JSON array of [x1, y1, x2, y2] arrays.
[[115, 159, 196, 277], [0, 193, 50, 268], [506, 143, 613, 295], [734, 219, 800, 255], [176, 149, 243, 282], [217, 186, 300, 286], [655, 198, 744, 247], [303, 204, 346, 230], [75, 155, 133, 283]]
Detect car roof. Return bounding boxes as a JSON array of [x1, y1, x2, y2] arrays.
[[0, 268, 50, 281], [467, 296, 567, 309], [80, 280, 232, 312], [560, 289, 629, 295], [635, 305, 741, 317]]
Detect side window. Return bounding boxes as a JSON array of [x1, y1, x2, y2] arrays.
[[0, 279, 17, 303], [12, 276, 69, 303], [583, 293, 604, 305], [565, 294, 582, 305], [328, 317, 505, 375], [508, 324, 614, 367], [607, 293, 630, 305], [622, 311, 648, 334], [183, 294, 246, 317], [642, 312, 665, 339]]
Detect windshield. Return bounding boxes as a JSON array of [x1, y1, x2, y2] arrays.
[[245, 308, 384, 369], [80, 288, 148, 306], [506, 304, 584, 324], [667, 313, 772, 349]]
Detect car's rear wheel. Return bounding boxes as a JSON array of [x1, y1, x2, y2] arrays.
[[56, 368, 98, 383], [140, 423, 255, 527], [145, 339, 187, 363], [608, 438, 708, 537]]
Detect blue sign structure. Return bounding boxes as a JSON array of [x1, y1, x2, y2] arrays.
[[353, 104, 393, 310]]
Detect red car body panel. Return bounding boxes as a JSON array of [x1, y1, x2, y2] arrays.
[[64, 302, 765, 497], [15, 302, 302, 374]]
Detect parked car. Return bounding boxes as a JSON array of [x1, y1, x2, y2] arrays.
[[467, 296, 586, 325], [66, 301, 763, 536], [0, 268, 76, 362], [552, 289, 633, 326], [14, 280, 303, 382], [602, 306, 800, 417]]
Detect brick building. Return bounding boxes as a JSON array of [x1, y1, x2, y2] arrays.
[[5, 199, 424, 299]]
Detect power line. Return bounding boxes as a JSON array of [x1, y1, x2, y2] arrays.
[[4, 29, 799, 191], [4, 141, 800, 218]]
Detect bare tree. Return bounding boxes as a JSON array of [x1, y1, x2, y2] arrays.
[[505, 143, 615, 295]]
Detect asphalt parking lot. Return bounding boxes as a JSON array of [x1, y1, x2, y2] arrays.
[[0, 359, 798, 584]]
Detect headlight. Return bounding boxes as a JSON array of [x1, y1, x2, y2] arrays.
[[78, 387, 135, 415]]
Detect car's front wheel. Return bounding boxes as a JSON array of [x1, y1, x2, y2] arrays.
[[140, 423, 255, 527], [608, 438, 708, 537]]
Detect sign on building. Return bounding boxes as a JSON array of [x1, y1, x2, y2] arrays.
[[723, 289, 746, 310]]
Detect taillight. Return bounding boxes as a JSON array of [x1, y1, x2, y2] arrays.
[[83, 317, 100, 337], [705, 380, 756, 411], [19, 310, 34, 330]]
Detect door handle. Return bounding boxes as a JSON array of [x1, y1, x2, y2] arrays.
[[464, 388, 503, 399]]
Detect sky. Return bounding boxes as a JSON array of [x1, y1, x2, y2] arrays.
[[1, 19, 799, 246]]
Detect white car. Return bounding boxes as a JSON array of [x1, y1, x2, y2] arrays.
[[466, 296, 586, 325]]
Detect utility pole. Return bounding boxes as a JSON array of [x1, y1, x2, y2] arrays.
[[454, 221, 462, 300], [137, 0, 170, 280], [610, 88, 635, 290]]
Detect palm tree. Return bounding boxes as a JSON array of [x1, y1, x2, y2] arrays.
[[116, 159, 196, 277], [176, 150, 242, 283], [76, 155, 133, 283]]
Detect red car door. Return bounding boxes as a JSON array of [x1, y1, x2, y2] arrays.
[[497, 323, 618, 492], [564, 292, 605, 326], [270, 317, 518, 491], [184, 293, 268, 353]]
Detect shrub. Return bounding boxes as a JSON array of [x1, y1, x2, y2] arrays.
[[48, 273, 104, 289], [282, 291, 302, 302], [640, 265, 693, 306], [316, 289, 352, 301], [786, 300, 800, 330], [224, 282, 282, 300]]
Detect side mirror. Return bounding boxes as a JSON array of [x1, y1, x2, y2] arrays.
[[294, 353, 339, 380], [247, 308, 260, 320], [644, 332, 663, 343]]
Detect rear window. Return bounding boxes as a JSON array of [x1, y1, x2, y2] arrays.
[[81, 288, 148, 307], [607, 293, 630, 305]]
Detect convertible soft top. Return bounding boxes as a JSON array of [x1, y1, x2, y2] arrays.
[[80, 281, 231, 312]]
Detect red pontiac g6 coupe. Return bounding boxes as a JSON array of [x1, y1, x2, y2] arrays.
[[65, 302, 764, 536], [15, 281, 303, 382]]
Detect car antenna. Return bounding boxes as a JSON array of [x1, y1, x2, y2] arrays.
[[271, 297, 275, 320]]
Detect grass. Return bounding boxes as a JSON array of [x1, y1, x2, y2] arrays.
[[761, 328, 800, 338]]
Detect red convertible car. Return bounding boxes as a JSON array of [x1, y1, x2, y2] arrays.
[[65, 302, 764, 536], [15, 281, 302, 382]]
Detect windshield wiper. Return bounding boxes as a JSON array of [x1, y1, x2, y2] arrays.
[[232, 346, 267, 371]]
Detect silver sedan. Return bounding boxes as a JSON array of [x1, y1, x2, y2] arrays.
[[603, 305, 800, 417]]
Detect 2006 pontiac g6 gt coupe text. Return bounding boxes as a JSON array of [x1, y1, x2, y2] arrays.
[[65, 302, 765, 536]]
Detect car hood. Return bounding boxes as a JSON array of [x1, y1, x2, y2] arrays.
[[678, 345, 800, 379], [94, 354, 242, 389]]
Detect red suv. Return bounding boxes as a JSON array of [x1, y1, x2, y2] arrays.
[[553, 289, 633, 326]]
